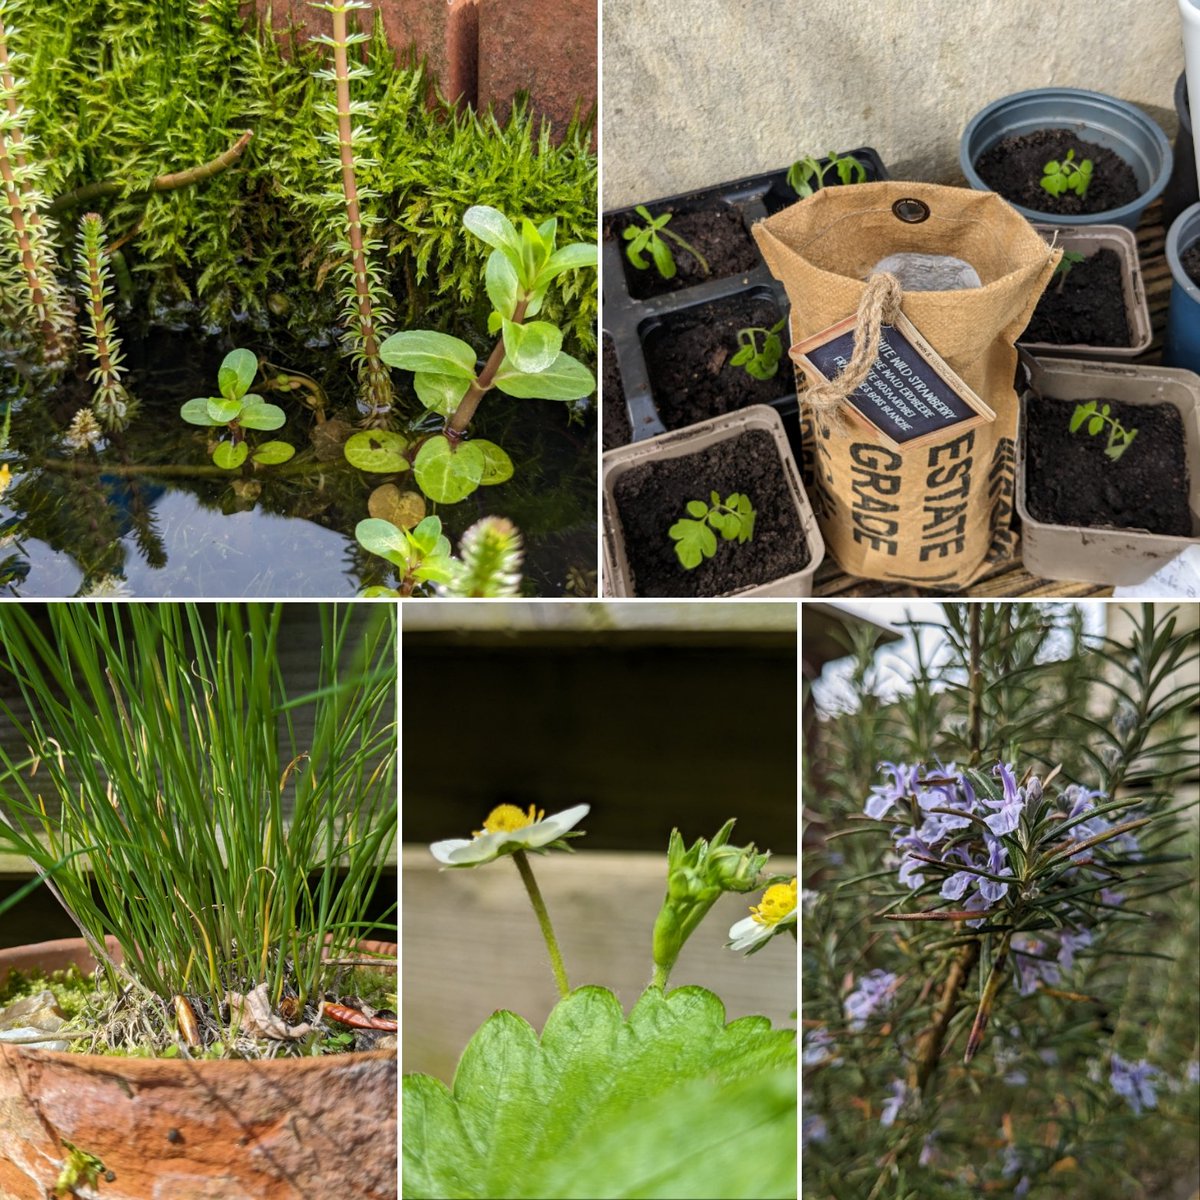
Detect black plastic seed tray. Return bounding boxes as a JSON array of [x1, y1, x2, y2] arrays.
[[602, 147, 889, 445]]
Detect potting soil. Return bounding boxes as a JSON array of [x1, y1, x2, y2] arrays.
[[1024, 396, 1192, 535], [1024, 249, 1132, 346], [644, 293, 795, 430], [612, 429, 809, 596], [974, 130, 1140, 216], [1181, 241, 1200, 289], [610, 205, 760, 299]]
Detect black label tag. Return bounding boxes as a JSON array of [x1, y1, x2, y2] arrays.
[[790, 311, 995, 451]]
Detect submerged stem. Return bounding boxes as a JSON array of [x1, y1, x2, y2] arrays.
[[511, 849, 570, 998]]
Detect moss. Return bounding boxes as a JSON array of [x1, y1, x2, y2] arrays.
[[0, 964, 97, 1022], [8, 0, 596, 355]]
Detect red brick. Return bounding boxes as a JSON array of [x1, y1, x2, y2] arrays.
[[476, 0, 596, 135]]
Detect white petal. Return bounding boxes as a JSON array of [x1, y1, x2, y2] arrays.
[[518, 803, 591, 849], [728, 919, 773, 952], [429, 838, 473, 864], [728, 915, 759, 939]]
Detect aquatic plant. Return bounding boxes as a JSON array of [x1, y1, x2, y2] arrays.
[[75, 212, 135, 431], [375, 205, 596, 505], [311, 0, 394, 421], [0, 603, 397, 1054], [356, 512, 525, 597], [0, 0, 71, 365]]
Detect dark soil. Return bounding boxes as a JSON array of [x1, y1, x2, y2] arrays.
[[1181, 241, 1200, 288], [608, 204, 760, 300], [1024, 396, 1192, 535], [602, 335, 631, 451], [975, 130, 1140, 216], [1024, 249, 1132, 346], [612, 429, 810, 597], [644, 292, 795, 430]]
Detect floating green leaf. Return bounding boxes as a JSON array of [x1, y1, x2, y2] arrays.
[[493, 352, 595, 401], [354, 518, 410, 569], [212, 441, 248, 470], [402, 985, 796, 1200], [206, 396, 243, 424], [379, 331, 479, 380], [413, 372, 471, 416], [218, 348, 257, 401], [251, 441, 295, 465], [180, 398, 222, 427], [473, 440, 514, 486], [237, 400, 286, 432], [345, 430, 411, 473], [413, 436, 484, 504]]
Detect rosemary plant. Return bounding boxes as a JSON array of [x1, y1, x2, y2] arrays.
[[75, 212, 135, 432], [0, 0, 71, 365], [0, 603, 397, 1056], [804, 603, 1199, 1199], [311, 0, 394, 421]]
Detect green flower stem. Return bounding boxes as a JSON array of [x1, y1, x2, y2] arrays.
[[652, 963, 669, 990], [512, 849, 569, 998]]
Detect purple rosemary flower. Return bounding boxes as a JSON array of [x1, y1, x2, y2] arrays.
[[977, 837, 1012, 904], [865, 761, 918, 819], [1056, 927, 1093, 971], [982, 763, 1027, 837], [802, 1112, 828, 1145], [844, 970, 897, 1030], [919, 1132, 939, 1167], [803, 1027, 842, 1066], [879, 1078, 906, 1127], [1099, 887, 1126, 907], [1110, 1053, 1160, 1115], [1012, 934, 1061, 996]]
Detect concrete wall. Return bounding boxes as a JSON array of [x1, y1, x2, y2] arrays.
[[602, 0, 1183, 208]]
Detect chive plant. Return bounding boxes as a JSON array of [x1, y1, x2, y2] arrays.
[[803, 603, 1199, 1198], [0, 603, 397, 1056]]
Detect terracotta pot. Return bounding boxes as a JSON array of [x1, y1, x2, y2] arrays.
[[0, 937, 396, 1200]]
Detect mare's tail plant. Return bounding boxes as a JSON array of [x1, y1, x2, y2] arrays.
[[311, 0, 394, 422], [0, 0, 71, 365], [0, 603, 398, 1056], [75, 212, 135, 432]]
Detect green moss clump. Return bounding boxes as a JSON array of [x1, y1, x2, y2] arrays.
[[0, 964, 96, 1022]]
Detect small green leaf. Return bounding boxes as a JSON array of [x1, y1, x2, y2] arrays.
[[473, 440, 514, 486], [359, 585, 402, 598], [408, 515, 450, 559], [414, 372, 471, 416], [413, 554, 457, 585], [463, 205, 524, 270], [237, 401, 286, 431], [535, 242, 599, 288], [651, 235, 676, 278], [501, 319, 563, 374], [181, 398, 222, 427], [355, 517, 411, 569], [379, 330, 478, 379], [344, 430, 410, 473], [669, 518, 718, 569], [218, 348, 257, 401], [207, 396, 243, 424], [1088, 416, 1104, 436], [413, 436, 485, 504], [212, 441, 248, 470], [251, 440, 295, 465], [686, 500, 708, 518], [485, 248, 521, 320], [494, 351, 595, 401]]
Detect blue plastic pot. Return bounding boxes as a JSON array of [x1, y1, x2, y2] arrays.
[[960, 87, 1173, 230], [1165, 202, 1200, 371]]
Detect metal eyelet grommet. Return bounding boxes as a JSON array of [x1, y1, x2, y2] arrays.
[[892, 198, 930, 223]]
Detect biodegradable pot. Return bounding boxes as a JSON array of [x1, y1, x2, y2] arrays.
[[603, 148, 888, 444], [0, 937, 397, 1200], [1165, 202, 1200, 372], [602, 405, 824, 597], [1162, 73, 1197, 230], [960, 87, 1172, 230], [1017, 358, 1200, 586], [1021, 224, 1152, 359]]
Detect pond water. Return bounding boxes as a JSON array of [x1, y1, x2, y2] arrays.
[[1, 321, 597, 598]]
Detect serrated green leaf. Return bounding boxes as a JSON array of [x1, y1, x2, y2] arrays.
[[180, 398, 222, 427], [251, 440, 295, 465], [345, 431, 410, 473], [218, 348, 257, 401], [473, 440, 514, 486], [493, 352, 595, 401], [207, 396, 243, 424], [402, 985, 795, 1200], [501, 319, 563, 374], [237, 401, 286, 432], [379, 330, 478, 380], [212, 441, 248, 470], [413, 436, 485, 504], [485, 249, 520, 320], [414, 372, 471, 416]]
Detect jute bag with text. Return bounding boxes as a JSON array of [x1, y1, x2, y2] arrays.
[[753, 182, 1059, 588]]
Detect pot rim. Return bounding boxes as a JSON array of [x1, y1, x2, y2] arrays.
[[0, 936, 397, 1074], [1167, 202, 1200, 303]]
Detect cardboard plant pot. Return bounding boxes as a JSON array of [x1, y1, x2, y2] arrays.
[[960, 87, 1172, 230], [602, 149, 888, 444], [1017, 358, 1200, 586], [0, 937, 397, 1200], [1021, 225, 1152, 359], [602, 405, 824, 597]]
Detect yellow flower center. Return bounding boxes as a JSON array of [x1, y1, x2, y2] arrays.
[[750, 878, 797, 926], [474, 803, 544, 837]]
